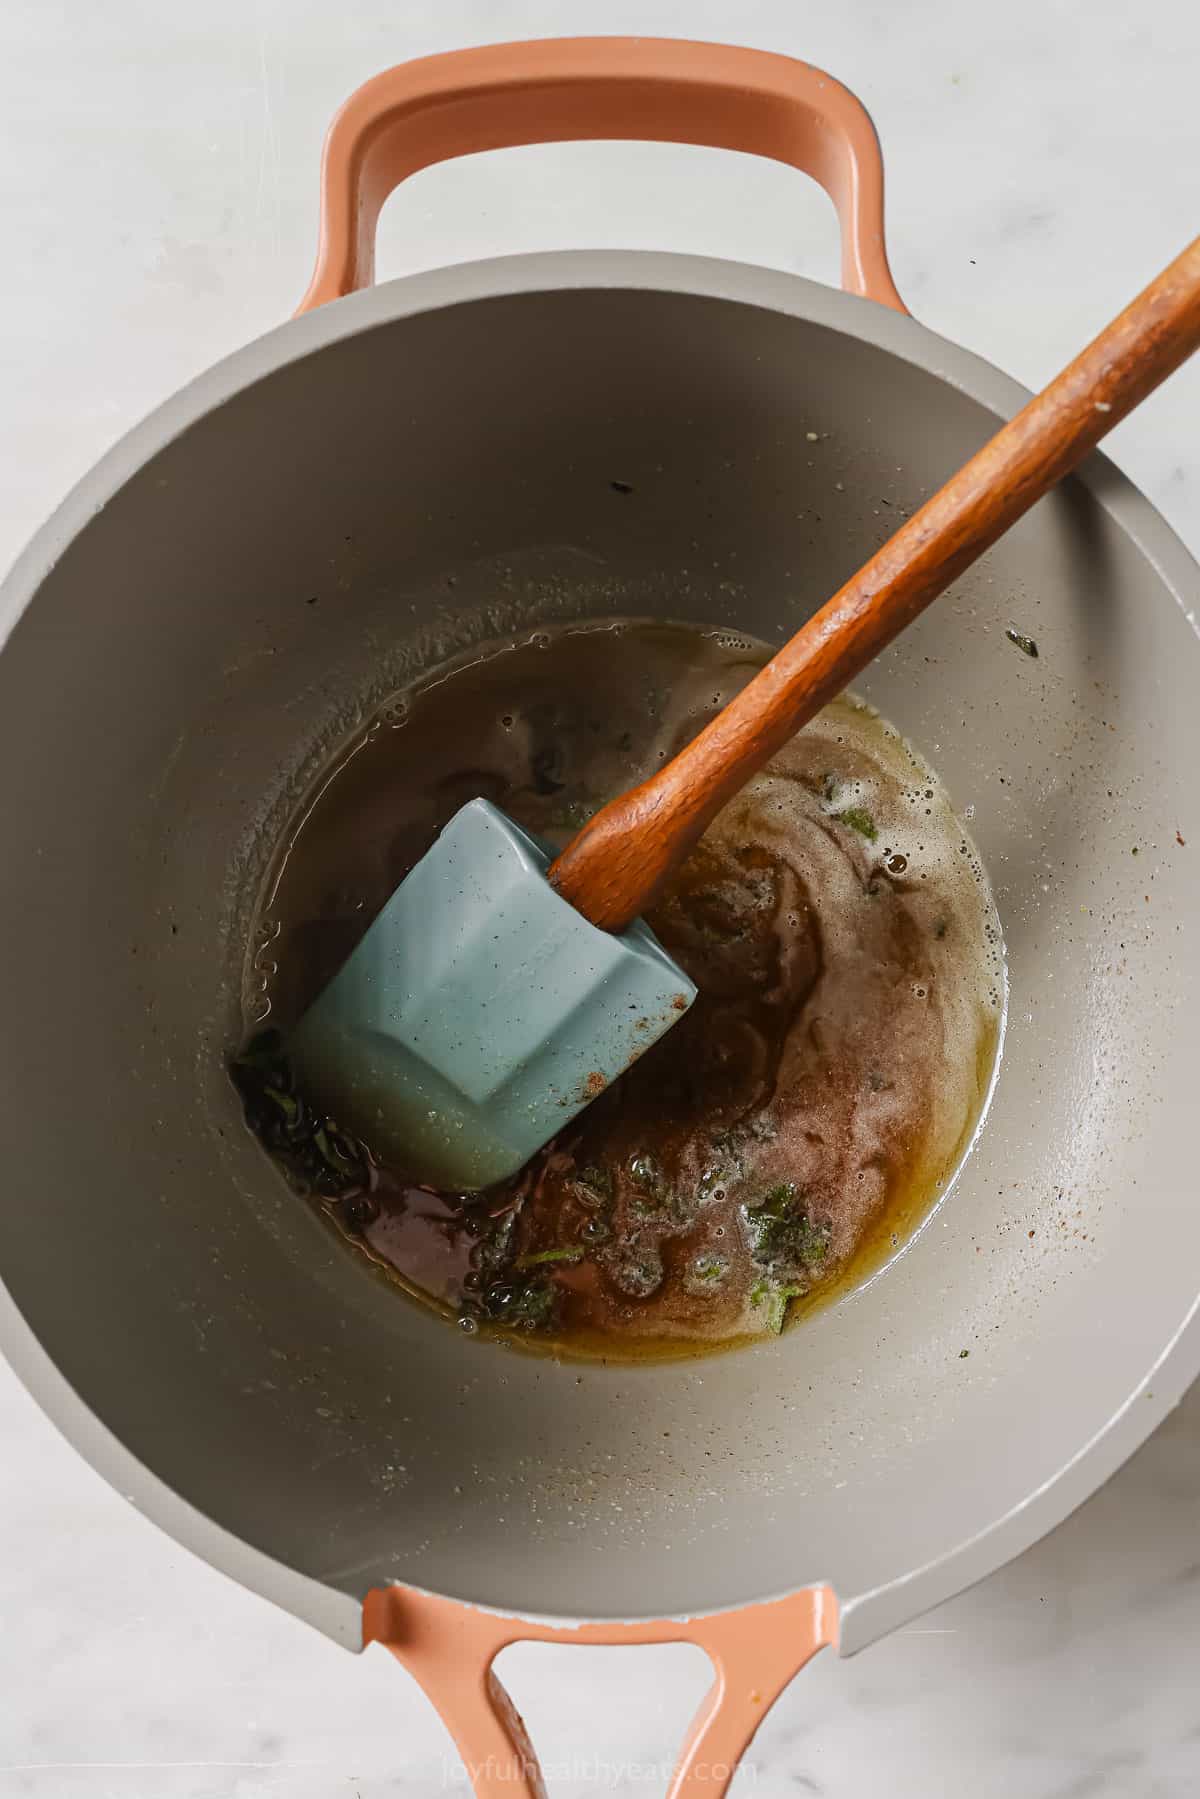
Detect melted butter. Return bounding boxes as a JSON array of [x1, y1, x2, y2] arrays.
[[245, 620, 1004, 1360]]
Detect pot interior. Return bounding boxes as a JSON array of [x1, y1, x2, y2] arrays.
[[1, 271, 1197, 1629]]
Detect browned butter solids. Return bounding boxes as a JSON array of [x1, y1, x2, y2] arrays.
[[243, 621, 1003, 1359]]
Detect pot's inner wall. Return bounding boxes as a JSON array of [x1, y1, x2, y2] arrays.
[[1, 282, 1197, 1621]]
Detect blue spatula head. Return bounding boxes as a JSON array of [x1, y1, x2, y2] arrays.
[[288, 798, 696, 1191]]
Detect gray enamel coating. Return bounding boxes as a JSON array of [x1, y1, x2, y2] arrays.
[[289, 797, 695, 1190], [0, 251, 1198, 1659]]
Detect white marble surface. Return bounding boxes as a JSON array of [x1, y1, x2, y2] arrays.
[[2, 1, 1199, 1793]]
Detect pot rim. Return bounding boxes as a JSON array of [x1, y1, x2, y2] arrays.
[[2, 248, 1198, 1655]]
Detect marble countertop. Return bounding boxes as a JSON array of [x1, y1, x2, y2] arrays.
[[2, 1, 1198, 1794]]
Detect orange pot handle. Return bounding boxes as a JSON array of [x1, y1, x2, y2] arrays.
[[363, 1582, 837, 1797], [297, 37, 906, 315]]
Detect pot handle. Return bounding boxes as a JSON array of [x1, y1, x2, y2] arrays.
[[363, 1581, 837, 1797], [297, 38, 906, 315]]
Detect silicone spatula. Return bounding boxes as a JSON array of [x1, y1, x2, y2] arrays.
[[290, 233, 1200, 1190]]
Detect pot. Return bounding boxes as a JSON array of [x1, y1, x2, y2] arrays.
[[1, 37, 1198, 1798]]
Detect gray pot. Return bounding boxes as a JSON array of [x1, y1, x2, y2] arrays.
[[1, 38, 1197, 1797]]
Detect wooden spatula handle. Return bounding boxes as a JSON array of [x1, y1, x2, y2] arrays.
[[549, 233, 1200, 933]]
